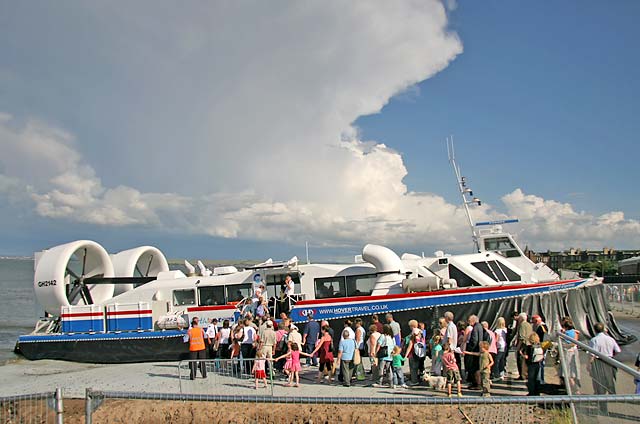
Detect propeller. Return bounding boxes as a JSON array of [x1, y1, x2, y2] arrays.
[[65, 248, 96, 305]]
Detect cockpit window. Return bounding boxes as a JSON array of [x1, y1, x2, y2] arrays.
[[484, 237, 521, 258]]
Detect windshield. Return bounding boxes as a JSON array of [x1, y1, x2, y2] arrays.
[[483, 237, 520, 258]]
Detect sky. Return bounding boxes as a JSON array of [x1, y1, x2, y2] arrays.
[[0, 1, 639, 261]]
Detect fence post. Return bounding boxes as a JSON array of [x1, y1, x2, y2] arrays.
[[85, 388, 93, 424], [556, 336, 578, 424], [55, 387, 64, 424]]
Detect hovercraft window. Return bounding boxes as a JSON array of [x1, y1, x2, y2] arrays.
[[487, 261, 508, 281], [314, 276, 346, 299], [448, 265, 481, 287], [226, 283, 253, 303], [173, 289, 196, 306], [346, 274, 376, 296], [198, 286, 225, 306], [471, 262, 498, 281], [495, 261, 521, 282]]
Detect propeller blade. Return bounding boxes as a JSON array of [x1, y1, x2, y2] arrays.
[[145, 255, 154, 277], [134, 265, 143, 277], [81, 285, 94, 305], [81, 248, 88, 278], [68, 284, 83, 304], [65, 267, 80, 280]]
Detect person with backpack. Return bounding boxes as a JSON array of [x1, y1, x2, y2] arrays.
[[522, 332, 544, 395], [404, 330, 426, 385]]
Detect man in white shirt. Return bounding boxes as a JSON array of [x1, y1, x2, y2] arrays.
[[284, 274, 295, 296], [443, 311, 458, 349], [589, 322, 621, 401], [206, 318, 218, 359]]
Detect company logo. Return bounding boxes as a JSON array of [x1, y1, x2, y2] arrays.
[[37, 280, 57, 287], [300, 309, 317, 317]]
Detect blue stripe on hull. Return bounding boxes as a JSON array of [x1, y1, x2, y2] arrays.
[[19, 330, 185, 343], [290, 280, 586, 322]]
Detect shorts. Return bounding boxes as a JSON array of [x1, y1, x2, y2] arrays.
[[254, 369, 266, 379], [446, 369, 461, 384]]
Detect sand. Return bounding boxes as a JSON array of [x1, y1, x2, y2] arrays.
[[3, 399, 563, 424]]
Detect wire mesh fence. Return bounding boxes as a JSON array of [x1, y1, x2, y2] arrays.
[[84, 389, 640, 424], [0, 389, 63, 424], [178, 358, 275, 396], [606, 283, 640, 316]]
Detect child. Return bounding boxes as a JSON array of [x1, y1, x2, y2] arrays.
[[391, 346, 409, 389], [465, 341, 493, 397], [478, 341, 494, 397], [431, 334, 443, 376], [252, 350, 268, 389], [274, 343, 312, 387], [442, 342, 462, 398]]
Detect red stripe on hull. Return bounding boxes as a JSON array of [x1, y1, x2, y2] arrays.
[[106, 310, 153, 316]]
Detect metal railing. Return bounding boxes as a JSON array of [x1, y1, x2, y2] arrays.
[[0, 388, 63, 424], [178, 358, 275, 396], [556, 331, 640, 423]]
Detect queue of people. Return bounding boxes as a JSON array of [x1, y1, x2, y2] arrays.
[[184, 309, 626, 400]]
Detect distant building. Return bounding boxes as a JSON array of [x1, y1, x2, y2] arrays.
[[524, 247, 640, 272]]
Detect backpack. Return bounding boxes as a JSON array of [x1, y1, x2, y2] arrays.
[[532, 344, 544, 363], [482, 328, 492, 344], [276, 333, 288, 353], [413, 341, 426, 358]]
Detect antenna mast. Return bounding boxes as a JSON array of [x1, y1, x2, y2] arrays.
[[447, 136, 482, 252]]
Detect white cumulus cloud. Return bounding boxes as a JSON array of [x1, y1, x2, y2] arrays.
[[1, 1, 639, 254]]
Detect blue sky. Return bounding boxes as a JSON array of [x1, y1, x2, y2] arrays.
[[1, 1, 639, 261], [357, 1, 640, 218]]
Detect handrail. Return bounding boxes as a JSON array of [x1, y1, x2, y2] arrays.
[[557, 332, 640, 380]]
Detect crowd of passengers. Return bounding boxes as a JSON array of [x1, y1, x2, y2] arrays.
[[185, 308, 616, 397]]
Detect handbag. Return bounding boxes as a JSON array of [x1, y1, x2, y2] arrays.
[[353, 340, 361, 365], [376, 337, 388, 359]]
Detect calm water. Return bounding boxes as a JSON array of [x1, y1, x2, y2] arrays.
[[0, 258, 39, 363]]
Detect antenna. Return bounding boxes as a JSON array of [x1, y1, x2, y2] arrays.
[[305, 241, 310, 265], [447, 136, 481, 252]]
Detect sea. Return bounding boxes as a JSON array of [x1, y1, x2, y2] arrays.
[[0, 258, 39, 364]]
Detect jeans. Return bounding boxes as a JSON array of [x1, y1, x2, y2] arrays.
[[392, 366, 405, 386], [305, 343, 318, 366], [494, 350, 506, 378]]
